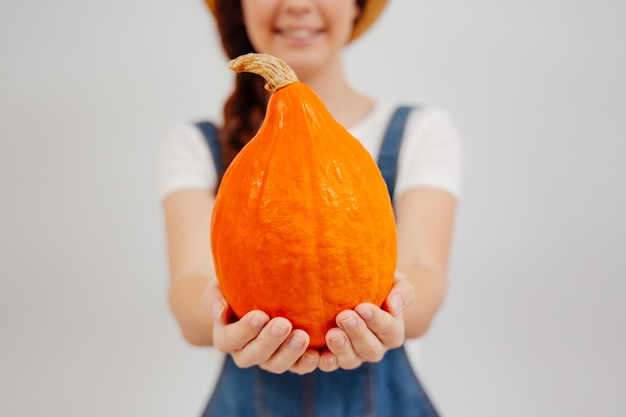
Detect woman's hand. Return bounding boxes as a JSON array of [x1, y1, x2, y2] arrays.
[[202, 281, 320, 375], [318, 271, 415, 372]]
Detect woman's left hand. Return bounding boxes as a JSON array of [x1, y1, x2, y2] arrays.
[[318, 271, 415, 372]]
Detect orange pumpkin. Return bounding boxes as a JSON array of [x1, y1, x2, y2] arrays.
[[211, 53, 396, 349]]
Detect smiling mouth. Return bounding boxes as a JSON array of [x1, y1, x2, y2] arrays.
[[278, 28, 323, 40]]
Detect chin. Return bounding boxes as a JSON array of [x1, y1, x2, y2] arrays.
[[273, 51, 327, 80]]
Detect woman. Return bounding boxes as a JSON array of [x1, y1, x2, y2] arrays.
[[160, 0, 462, 415]]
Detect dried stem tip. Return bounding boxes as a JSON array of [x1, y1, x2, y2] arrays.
[[229, 53, 299, 92]]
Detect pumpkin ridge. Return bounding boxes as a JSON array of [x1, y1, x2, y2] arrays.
[[263, 92, 326, 331]]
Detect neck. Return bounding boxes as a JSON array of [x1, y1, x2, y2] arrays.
[[297, 57, 374, 129]]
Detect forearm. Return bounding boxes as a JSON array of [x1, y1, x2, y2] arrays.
[[393, 188, 456, 340], [168, 277, 214, 346], [398, 264, 447, 339]]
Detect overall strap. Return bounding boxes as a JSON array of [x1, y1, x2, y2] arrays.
[[196, 121, 223, 174], [376, 105, 415, 201]]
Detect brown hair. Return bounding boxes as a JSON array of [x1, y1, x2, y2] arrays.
[[213, 0, 367, 185]]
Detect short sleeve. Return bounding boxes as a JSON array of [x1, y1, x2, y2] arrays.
[[395, 108, 463, 200], [158, 124, 218, 200]]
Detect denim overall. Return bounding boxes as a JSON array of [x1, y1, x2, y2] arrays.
[[196, 106, 440, 417]]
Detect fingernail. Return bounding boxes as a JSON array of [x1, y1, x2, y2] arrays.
[[395, 270, 407, 280], [249, 314, 265, 329], [339, 315, 357, 330], [390, 294, 404, 315], [330, 335, 345, 347], [303, 353, 317, 364], [211, 300, 224, 321], [323, 356, 336, 366], [270, 322, 288, 338], [356, 307, 373, 320], [289, 335, 305, 349]]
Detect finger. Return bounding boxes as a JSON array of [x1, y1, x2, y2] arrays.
[[232, 317, 291, 368], [324, 326, 363, 370], [213, 310, 269, 353], [355, 302, 404, 349], [336, 310, 385, 363], [318, 349, 339, 372], [384, 271, 415, 316], [289, 348, 320, 375], [259, 329, 310, 374], [202, 284, 233, 324]]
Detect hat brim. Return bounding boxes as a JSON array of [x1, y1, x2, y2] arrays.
[[204, 0, 387, 42]]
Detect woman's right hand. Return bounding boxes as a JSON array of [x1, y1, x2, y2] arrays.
[[202, 281, 320, 375]]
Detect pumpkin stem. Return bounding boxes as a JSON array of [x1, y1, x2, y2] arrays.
[[229, 53, 299, 92]]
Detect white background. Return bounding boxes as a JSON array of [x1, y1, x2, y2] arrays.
[[1, 1, 625, 416]]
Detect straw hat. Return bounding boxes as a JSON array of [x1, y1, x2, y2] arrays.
[[204, 0, 388, 41]]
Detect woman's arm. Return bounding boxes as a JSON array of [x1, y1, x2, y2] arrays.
[[318, 186, 457, 371], [163, 189, 217, 346], [163, 188, 320, 374], [395, 186, 457, 339]]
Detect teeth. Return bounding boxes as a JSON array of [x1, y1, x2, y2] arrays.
[[283, 29, 315, 39]]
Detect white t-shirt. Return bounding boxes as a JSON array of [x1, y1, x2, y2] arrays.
[[158, 100, 463, 202]]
